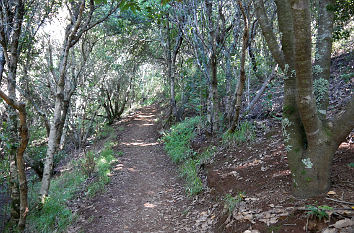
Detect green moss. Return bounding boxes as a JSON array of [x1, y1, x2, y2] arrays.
[[283, 104, 296, 117], [324, 127, 333, 138], [267, 225, 282, 233], [306, 177, 312, 183]]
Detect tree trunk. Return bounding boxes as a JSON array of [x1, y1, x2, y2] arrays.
[[40, 85, 64, 201], [209, 53, 219, 133], [313, 0, 334, 120], [6, 66, 21, 227], [228, 1, 249, 133]]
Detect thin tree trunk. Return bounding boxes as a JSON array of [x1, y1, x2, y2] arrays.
[[313, 0, 334, 120], [228, 1, 249, 133], [245, 65, 277, 113]]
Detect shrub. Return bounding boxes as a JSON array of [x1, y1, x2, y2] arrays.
[[26, 170, 85, 233], [162, 116, 201, 163], [306, 205, 333, 220], [180, 159, 203, 195], [87, 141, 117, 197], [224, 193, 244, 214], [222, 121, 255, 145], [82, 151, 95, 177]]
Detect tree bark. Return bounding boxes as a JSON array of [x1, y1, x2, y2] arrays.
[[313, 0, 334, 120], [0, 1, 28, 229], [228, 0, 249, 133], [245, 65, 277, 113]]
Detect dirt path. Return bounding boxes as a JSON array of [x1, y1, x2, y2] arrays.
[[76, 106, 206, 232]]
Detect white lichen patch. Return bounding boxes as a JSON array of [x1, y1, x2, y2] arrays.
[[303, 95, 312, 104], [302, 158, 313, 169]]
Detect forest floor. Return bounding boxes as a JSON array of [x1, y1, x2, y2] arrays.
[[71, 106, 211, 232], [70, 104, 353, 233]]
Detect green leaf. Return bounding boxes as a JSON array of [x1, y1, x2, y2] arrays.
[[94, 0, 108, 4]]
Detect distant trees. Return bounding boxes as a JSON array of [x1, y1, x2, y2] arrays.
[[0, 0, 147, 230]]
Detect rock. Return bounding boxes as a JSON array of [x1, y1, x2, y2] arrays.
[[327, 191, 336, 195], [332, 218, 353, 228], [322, 228, 337, 233]]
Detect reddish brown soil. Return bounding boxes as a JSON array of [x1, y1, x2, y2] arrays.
[[71, 106, 353, 233], [205, 123, 354, 233], [72, 106, 211, 232]]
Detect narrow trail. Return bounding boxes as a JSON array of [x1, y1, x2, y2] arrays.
[[77, 106, 203, 232]]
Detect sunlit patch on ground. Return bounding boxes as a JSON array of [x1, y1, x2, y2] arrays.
[[272, 169, 291, 178], [113, 164, 124, 171], [121, 142, 159, 147], [144, 202, 156, 208]]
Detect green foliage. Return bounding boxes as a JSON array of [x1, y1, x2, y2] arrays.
[[180, 159, 203, 195], [348, 162, 354, 168], [327, 0, 354, 40], [26, 170, 85, 233], [162, 116, 201, 163], [222, 121, 255, 145], [224, 193, 244, 214], [97, 125, 115, 140], [25, 137, 117, 232], [117, 151, 124, 157], [82, 151, 96, 177], [162, 117, 216, 195], [87, 141, 117, 197], [313, 78, 329, 108], [306, 205, 333, 220], [340, 72, 354, 83]]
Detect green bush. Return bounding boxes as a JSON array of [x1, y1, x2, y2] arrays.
[[222, 121, 255, 145], [306, 205, 333, 220], [180, 159, 203, 195], [224, 193, 244, 214], [87, 141, 117, 197], [97, 125, 114, 139], [26, 170, 85, 233], [25, 139, 118, 232], [82, 151, 95, 177], [163, 118, 216, 195], [162, 116, 201, 163]]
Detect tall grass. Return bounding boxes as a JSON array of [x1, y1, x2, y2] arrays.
[[163, 117, 214, 195], [23, 140, 117, 233]]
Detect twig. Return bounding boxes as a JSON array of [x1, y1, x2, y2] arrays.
[[325, 198, 354, 205]]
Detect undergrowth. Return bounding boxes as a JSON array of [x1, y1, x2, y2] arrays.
[[163, 116, 201, 163], [87, 141, 117, 197], [23, 136, 118, 232], [222, 121, 255, 145], [224, 193, 244, 214], [163, 117, 214, 195]]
